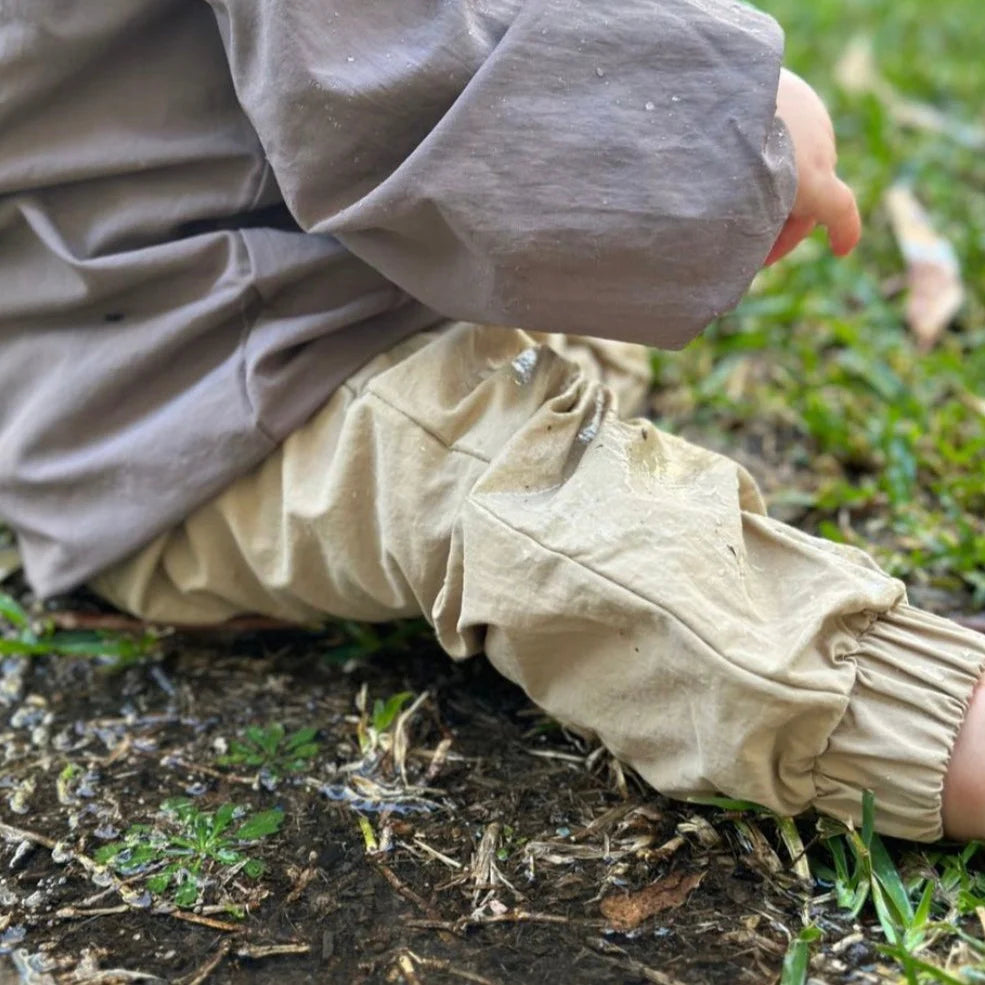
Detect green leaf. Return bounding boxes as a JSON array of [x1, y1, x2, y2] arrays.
[[242, 858, 264, 879], [870, 877, 901, 947], [46, 632, 129, 657], [876, 944, 967, 985], [287, 743, 320, 761], [211, 804, 236, 838], [0, 591, 30, 629], [861, 790, 876, 849], [93, 843, 126, 865], [371, 691, 414, 732], [780, 926, 822, 985], [0, 638, 47, 656], [161, 797, 194, 819], [262, 723, 285, 754], [174, 877, 199, 908], [146, 871, 173, 894], [823, 833, 869, 915], [911, 881, 935, 938], [234, 808, 283, 842], [870, 835, 914, 929], [286, 727, 319, 751]]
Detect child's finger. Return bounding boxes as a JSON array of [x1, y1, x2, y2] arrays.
[[820, 178, 862, 257], [764, 215, 815, 266]]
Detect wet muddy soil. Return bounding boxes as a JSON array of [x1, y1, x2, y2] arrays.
[[0, 625, 914, 984]]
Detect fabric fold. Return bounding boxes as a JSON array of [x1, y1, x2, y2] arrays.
[[206, 0, 797, 346]]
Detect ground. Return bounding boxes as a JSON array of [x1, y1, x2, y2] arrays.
[[0, 626, 915, 985], [3, 0, 985, 982]]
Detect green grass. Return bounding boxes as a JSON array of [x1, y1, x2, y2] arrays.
[[0, 590, 156, 664], [807, 801, 985, 983], [705, 1, 985, 979], [702, 793, 985, 982], [654, 0, 985, 597]]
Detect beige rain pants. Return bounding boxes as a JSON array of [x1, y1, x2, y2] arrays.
[[93, 323, 985, 841]]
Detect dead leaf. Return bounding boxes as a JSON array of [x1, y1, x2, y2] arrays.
[[885, 184, 964, 349], [600, 870, 704, 931], [677, 815, 721, 849]]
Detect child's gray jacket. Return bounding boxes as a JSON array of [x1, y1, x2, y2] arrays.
[[0, 0, 794, 597]]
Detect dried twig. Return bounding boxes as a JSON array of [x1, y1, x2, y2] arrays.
[[469, 823, 501, 904], [524, 748, 586, 764], [424, 736, 455, 783], [374, 860, 458, 945], [284, 865, 319, 905], [391, 690, 431, 783], [165, 910, 245, 933], [72, 970, 165, 984], [391, 951, 505, 985], [174, 938, 233, 985], [406, 909, 604, 933], [374, 861, 444, 922], [0, 820, 58, 851], [167, 757, 255, 786], [409, 837, 463, 869], [235, 942, 310, 959], [569, 803, 636, 842], [54, 905, 130, 921]]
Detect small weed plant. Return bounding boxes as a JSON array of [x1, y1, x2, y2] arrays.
[[325, 619, 431, 664], [356, 689, 414, 755], [94, 799, 283, 908], [217, 723, 321, 777]]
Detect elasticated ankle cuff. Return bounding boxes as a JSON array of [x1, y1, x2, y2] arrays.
[[813, 604, 985, 842]]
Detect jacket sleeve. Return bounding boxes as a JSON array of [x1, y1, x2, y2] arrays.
[[205, 0, 796, 348]]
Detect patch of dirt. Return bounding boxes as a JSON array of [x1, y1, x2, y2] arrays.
[[0, 631, 865, 985]]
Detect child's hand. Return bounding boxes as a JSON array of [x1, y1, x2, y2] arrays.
[[764, 68, 862, 266]]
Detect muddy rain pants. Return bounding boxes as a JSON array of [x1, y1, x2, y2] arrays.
[[92, 323, 985, 842]]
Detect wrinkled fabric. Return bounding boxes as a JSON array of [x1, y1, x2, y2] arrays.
[[209, 0, 795, 342], [0, 0, 794, 597], [93, 324, 985, 841]]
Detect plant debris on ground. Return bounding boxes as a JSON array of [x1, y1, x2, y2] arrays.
[[3, 0, 985, 982], [4, 627, 985, 985]]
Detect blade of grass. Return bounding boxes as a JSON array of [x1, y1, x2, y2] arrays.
[[780, 926, 822, 985], [0, 591, 30, 629]]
